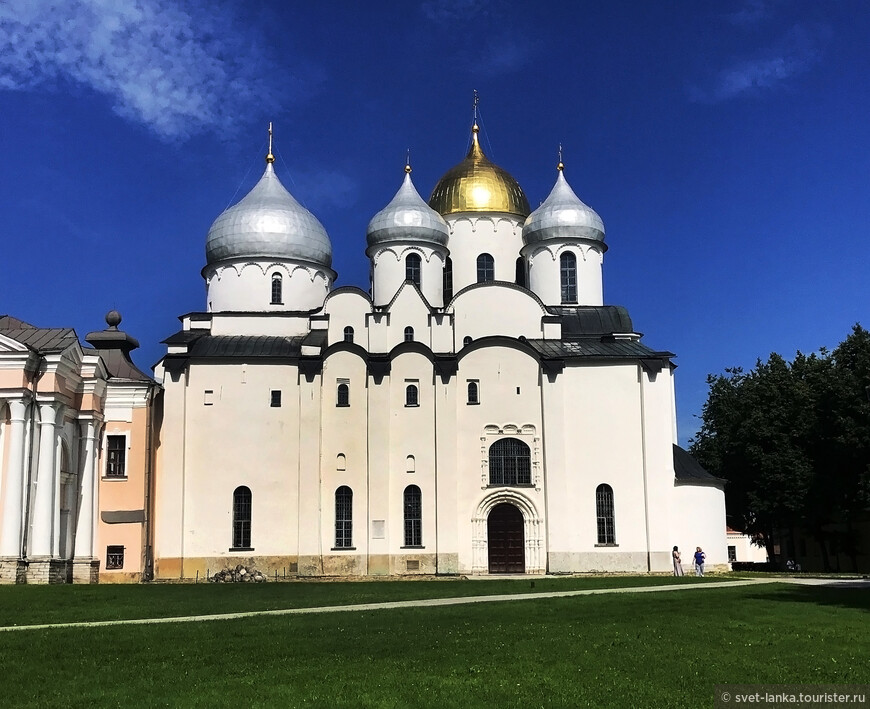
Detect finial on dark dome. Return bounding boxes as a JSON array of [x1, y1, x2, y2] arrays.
[[266, 121, 275, 164], [557, 143, 564, 171], [106, 309, 122, 329], [405, 149, 412, 173]]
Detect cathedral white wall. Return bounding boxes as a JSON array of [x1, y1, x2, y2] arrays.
[[324, 291, 372, 347], [671, 483, 728, 569], [369, 245, 446, 308], [525, 242, 604, 307], [451, 286, 545, 343], [204, 260, 333, 313], [445, 215, 524, 293]]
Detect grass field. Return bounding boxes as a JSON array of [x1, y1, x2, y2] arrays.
[[0, 576, 867, 708]]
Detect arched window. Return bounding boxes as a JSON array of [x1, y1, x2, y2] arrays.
[[337, 382, 350, 407], [404, 485, 422, 546], [477, 253, 495, 283], [463, 336, 472, 347], [343, 326, 354, 343], [488, 438, 531, 486], [405, 384, 419, 407], [404, 326, 414, 343], [443, 257, 453, 301], [560, 252, 577, 304], [467, 381, 479, 404], [406, 253, 422, 286], [335, 486, 353, 548], [336, 453, 347, 471], [406, 455, 416, 473], [271, 273, 283, 304], [232, 486, 252, 549], [596, 484, 616, 544], [515, 257, 526, 288]]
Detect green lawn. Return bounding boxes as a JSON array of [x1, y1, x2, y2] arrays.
[[0, 579, 866, 708]]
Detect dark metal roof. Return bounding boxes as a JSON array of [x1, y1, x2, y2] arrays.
[[85, 325, 152, 382], [188, 335, 305, 358], [525, 338, 667, 360], [161, 330, 204, 345], [0, 315, 79, 354], [673, 445, 724, 484], [546, 306, 635, 337]]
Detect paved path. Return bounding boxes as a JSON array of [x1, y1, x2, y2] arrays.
[[2, 577, 866, 633], [0, 579, 778, 633]]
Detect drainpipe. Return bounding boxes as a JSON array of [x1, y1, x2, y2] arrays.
[[638, 364, 652, 573], [142, 384, 156, 581]]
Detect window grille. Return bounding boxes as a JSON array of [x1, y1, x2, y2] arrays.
[[596, 484, 615, 544], [232, 486, 252, 548], [476, 253, 495, 283], [467, 381, 479, 404], [270, 390, 282, 407], [728, 545, 737, 562], [404, 485, 422, 546], [560, 252, 577, 304], [405, 384, 419, 407], [106, 545, 124, 570], [404, 326, 414, 342], [343, 326, 354, 343], [106, 435, 126, 478], [337, 382, 350, 407], [271, 273, 283, 304], [405, 253, 422, 286], [488, 438, 531, 485], [335, 486, 353, 548]]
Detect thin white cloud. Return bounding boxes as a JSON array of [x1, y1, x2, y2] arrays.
[[0, 0, 315, 140], [727, 0, 772, 27], [690, 23, 830, 103], [476, 32, 537, 77]]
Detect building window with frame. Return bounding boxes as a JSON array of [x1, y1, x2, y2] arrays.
[[467, 381, 479, 405], [404, 326, 414, 343], [596, 483, 616, 545], [232, 486, 252, 549], [560, 251, 578, 304], [405, 384, 419, 407], [271, 273, 283, 305], [515, 257, 526, 288], [404, 485, 422, 546], [443, 256, 453, 302], [106, 435, 127, 478], [405, 253, 422, 286], [106, 545, 124, 569], [488, 438, 531, 486], [477, 253, 495, 283], [335, 486, 353, 549], [270, 390, 282, 407], [343, 326, 354, 343], [728, 545, 737, 562], [337, 381, 350, 407]]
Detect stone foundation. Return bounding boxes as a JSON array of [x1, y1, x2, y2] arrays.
[[72, 558, 100, 584], [0, 557, 27, 584], [24, 558, 71, 584]]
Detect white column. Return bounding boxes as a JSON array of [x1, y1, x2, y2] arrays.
[[30, 402, 58, 558], [74, 419, 98, 558], [0, 399, 28, 558]]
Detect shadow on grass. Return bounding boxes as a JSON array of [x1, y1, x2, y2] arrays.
[[745, 583, 870, 614]]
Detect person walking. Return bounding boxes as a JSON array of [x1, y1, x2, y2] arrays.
[[672, 546, 684, 576], [694, 546, 706, 576]]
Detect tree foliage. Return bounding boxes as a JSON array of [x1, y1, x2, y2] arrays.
[[690, 325, 870, 568]]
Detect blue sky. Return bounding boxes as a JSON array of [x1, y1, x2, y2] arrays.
[[1, 0, 867, 445]]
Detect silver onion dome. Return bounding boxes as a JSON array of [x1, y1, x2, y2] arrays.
[[522, 168, 605, 245], [205, 162, 332, 267], [366, 168, 449, 248]]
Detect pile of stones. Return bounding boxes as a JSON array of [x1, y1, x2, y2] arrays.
[[209, 564, 267, 583]]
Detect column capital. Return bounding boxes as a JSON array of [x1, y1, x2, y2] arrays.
[[6, 397, 28, 421], [37, 400, 60, 426]]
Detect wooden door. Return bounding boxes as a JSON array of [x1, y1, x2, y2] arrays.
[[487, 503, 525, 573]]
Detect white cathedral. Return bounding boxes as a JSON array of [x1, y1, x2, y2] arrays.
[[150, 120, 727, 579]]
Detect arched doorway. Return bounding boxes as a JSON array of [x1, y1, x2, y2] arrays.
[[487, 503, 524, 573]]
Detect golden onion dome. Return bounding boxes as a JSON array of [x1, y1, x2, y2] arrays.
[[428, 124, 530, 218]]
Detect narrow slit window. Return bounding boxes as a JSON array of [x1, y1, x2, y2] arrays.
[[404, 485, 422, 546], [337, 381, 350, 407], [270, 390, 282, 407], [596, 484, 616, 544], [405, 384, 419, 407], [232, 486, 252, 549], [467, 381, 479, 405], [560, 252, 577, 304], [335, 486, 353, 548], [271, 273, 283, 304], [476, 253, 495, 283], [404, 326, 414, 343], [405, 253, 422, 286], [343, 326, 354, 343]]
